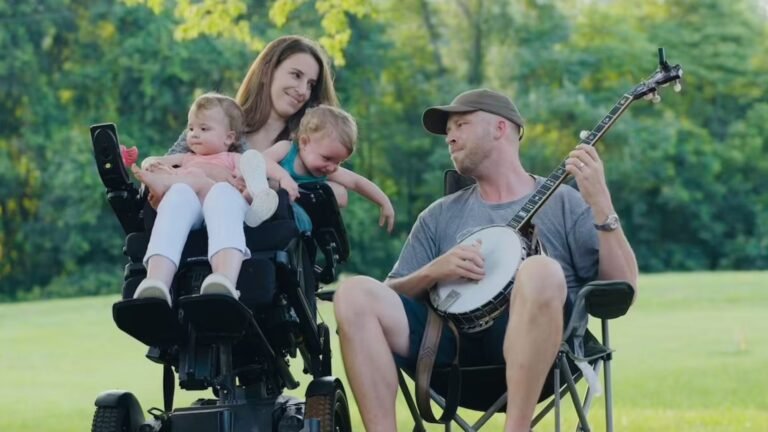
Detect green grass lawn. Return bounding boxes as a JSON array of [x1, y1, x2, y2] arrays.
[[1, 271, 767, 431]]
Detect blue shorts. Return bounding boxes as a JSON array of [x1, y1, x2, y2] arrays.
[[394, 293, 574, 373]]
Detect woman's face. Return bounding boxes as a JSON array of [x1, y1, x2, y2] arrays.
[[270, 53, 320, 120]]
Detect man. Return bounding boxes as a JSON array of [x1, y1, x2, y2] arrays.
[[333, 88, 638, 432]]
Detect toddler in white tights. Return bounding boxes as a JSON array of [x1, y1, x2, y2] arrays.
[[131, 92, 277, 306]]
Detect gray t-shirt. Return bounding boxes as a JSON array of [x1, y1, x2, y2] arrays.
[[388, 176, 599, 298]]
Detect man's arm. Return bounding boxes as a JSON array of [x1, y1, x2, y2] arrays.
[[328, 168, 395, 232], [566, 144, 639, 294], [593, 211, 638, 287], [385, 241, 485, 299]]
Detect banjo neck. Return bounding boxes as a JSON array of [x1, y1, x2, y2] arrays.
[[508, 93, 635, 234]]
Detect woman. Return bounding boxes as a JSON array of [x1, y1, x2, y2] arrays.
[[137, 35, 341, 306]]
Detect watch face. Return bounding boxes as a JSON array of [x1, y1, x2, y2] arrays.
[[596, 214, 620, 231], [608, 215, 619, 228]]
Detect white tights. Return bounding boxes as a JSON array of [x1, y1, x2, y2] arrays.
[[143, 182, 251, 268]]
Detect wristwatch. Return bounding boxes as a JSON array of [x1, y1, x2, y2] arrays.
[[594, 213, 620, 232]]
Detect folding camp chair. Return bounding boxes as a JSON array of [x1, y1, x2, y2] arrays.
[[397, 170, 635, 432]]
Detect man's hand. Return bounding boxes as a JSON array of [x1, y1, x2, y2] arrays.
[[379, 201, 395, 233], [565, 144, 614, 218], [427, 240, 485, 282]]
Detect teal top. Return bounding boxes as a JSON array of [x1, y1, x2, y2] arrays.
[[280, 141, 328, 184]]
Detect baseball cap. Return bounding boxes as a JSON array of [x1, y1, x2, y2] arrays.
[[422, 88, 525, 139]]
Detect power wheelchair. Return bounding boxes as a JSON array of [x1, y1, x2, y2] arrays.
[[89, 123, 353, 432]]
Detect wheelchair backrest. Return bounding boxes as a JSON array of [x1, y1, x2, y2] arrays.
[[443, 169, 476, 196]]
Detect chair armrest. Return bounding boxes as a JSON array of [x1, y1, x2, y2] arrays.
[[579, 280, 635, 320]]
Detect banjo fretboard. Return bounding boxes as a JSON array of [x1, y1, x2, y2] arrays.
[[508, 94, 634, 232]]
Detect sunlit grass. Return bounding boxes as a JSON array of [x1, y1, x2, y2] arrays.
[[1, 271, 766, 431]]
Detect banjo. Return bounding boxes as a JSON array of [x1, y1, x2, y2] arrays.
[[431, 48, 683, 332]]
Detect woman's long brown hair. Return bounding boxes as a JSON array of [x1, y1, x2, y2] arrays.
[[235, 35, 339, 141]]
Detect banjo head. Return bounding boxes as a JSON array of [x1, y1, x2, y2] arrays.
[[432, 225, 526, 314]]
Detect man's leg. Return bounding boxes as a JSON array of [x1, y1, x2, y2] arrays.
[[333, 276, 410, 432], [503, 255, 567, 432]]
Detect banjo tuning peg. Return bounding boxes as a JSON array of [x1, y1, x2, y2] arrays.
[[579, 130, 590, 140]]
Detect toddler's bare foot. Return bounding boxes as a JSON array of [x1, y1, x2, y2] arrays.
[[131, 165, 174, 201]]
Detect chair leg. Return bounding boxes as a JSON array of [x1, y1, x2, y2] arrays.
[[602, 319, 614, 432], [472, 392, 507, 430], [579, 360, 602, 428], [559, 355, 590, 432], [397, 369, 427, 432], [554, 353, 561, 432]]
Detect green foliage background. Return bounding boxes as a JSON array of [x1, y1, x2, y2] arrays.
[[1, 0, 766, 300]]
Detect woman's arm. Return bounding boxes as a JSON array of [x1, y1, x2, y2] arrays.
[[328, 168, 395, 232]]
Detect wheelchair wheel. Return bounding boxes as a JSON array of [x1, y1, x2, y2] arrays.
[[305, 387, 352, 432], [91, 406, 131, 432]]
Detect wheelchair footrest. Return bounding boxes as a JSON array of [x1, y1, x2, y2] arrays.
[[113, 299, 184, 347], [179, 295, 253, 338]]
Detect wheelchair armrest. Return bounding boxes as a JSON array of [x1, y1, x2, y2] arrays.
[[296, 182, 350, 284], [579, 280, 635, 320], [91, 123, 144, 234]]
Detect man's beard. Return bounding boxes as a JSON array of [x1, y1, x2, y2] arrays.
[[452, 146, 485, 177]]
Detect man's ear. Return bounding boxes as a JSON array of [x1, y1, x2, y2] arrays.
[[493, 118, 509, 140]]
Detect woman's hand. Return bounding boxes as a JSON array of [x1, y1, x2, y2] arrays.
[[229, 174, 246, 192], [195, 163, 240, 186]]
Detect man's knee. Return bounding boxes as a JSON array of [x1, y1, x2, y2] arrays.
[[513, 255, 567, 306], [333, 276, 380, 327]]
